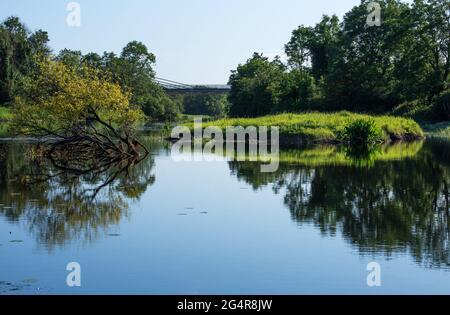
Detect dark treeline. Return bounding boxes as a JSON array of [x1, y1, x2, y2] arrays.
[[182, 94, 229, 118], [0, 17, 181, 122], [228, 0, 449, 121]]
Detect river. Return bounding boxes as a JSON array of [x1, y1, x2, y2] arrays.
[[0, 134, 449, 294]]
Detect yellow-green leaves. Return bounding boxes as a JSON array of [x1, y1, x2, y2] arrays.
[[11, 59, 144, 137]]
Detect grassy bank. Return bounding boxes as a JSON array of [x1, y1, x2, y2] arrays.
[[193, 112, 424, 144], [0, 107, 11, 137], [0, 106, 11, 120]]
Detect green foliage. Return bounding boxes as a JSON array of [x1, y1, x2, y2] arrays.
[[0, 106, 11, 120], [55, 42, 181, 122], [0, 107, 11, 137], [276, 70, 324, 112], [0, 17, 180, 122], [0, 17, 50, 104], [141, 87, 182, 122], [10, 59, 143, 137], [228, 53, 287, 117], [285, 15, 340, 79], [342, 119, 385, 148], [183, 94, 229, 118], [195, 112, 423, 143], [228, 0, 449, 117]]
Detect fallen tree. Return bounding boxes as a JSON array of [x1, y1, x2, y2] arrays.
[[10, 58, 148, 165]]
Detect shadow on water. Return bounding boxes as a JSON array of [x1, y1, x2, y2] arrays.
[[228, 139, 450, 269], [0, 139, 157, 251]]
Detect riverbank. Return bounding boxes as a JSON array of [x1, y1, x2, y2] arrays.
[[191, 112, 424, 145], [0, 107, 11, 137], [0, 109, 428, 144]]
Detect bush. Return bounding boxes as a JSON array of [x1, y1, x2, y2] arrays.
[[342, 119, 384, 148], [183, 94, 229, 118]]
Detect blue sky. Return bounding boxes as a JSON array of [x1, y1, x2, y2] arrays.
[[0, 0, 360, 84]]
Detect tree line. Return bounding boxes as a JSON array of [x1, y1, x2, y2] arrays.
[[228, 0, 449, 121], [0, 16, 181, 122]]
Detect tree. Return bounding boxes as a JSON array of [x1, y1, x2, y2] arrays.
[[325, 0, 410, 112], [10, 59, 147, 160], [0, 17, 50, 104], [285, 15, 340, 79], [183, 94, 229, 117], [97, 42, 181, 122], [56, 49, 84, 69], [395, 0, 450, 100], [228, 53, 286, 117], [277, 69, 323, 112], [285, 26, 315, 72]]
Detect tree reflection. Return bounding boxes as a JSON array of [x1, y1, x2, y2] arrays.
[[0, 141, 156, 251], [229, 140, 450, 269]]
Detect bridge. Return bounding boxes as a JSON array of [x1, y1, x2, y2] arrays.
[[155, 77, 231, 94]]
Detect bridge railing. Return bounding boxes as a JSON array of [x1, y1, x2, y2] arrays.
[[155, 77, 230, 94]]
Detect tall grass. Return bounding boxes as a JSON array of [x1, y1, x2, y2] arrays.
[[191, 111, 424, 143], [0, 107, 12, 137], [0, 106, 12, 120]]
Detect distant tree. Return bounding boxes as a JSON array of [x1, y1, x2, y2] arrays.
[[285, 15, 340, 79], [98, 42, 181, 122], [394, 0, 450, 100], [277, 69, 323, 112], [325, 0, 410, 112], [228, 53, 286, 117], [0, 16, 50, 104], [56, 49, 84, 68], [82, 52, 103, 68], [28, 30, 51, 56], [285, 25, 315, 73], [183, 94, 229, 117]]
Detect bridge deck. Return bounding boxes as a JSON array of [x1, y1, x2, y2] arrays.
[[155, 77, 230, 94]]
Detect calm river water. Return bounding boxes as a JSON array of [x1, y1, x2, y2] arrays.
[[0, 135, 450, 294]]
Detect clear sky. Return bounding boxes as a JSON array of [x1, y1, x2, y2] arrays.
[[0, 0, 360, 84]]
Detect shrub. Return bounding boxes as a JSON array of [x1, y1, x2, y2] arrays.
[[342, 119, 384, 148]]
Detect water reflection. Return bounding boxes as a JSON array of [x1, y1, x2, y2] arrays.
[[0, 141, 156, 250], [1, 136, 450, 270], [229, 140, 450, 269]]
